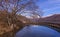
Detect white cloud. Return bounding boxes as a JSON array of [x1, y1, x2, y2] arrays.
[[42, 14, 53, 18]]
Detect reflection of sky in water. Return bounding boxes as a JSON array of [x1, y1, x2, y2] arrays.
[[16, 25, 60, 37]]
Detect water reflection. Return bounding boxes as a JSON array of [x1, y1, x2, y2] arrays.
[[16, 25, 60, 37]]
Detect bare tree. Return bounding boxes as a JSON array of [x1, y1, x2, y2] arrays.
[[0, 0, 42, 25], [0, 0, 43, 37]]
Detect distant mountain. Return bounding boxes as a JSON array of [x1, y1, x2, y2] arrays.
[[37, 14, 60, 25], [41, 14, 60, 24]]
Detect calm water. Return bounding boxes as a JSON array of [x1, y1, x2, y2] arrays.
[[15, 25, 60, 37]]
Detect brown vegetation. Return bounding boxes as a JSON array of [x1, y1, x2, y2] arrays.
[[0, 11, 25, 37]]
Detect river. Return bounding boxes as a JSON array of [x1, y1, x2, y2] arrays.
[[15, 25, 60, 37]]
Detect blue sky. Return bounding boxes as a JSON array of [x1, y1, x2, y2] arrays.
[[36, 0, 60, 17]]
